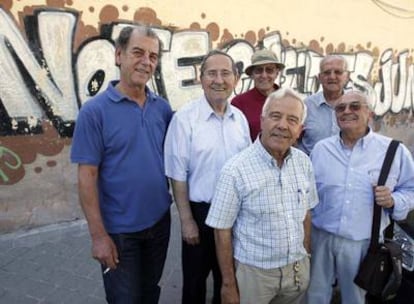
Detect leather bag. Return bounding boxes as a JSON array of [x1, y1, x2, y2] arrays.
[[354, 140, 403, 301]]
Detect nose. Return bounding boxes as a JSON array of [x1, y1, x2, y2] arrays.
[[140, 53, 150, 65], [213, 74, 225, 83], [277, 117, 288, 129]]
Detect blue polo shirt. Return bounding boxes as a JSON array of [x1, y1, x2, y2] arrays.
[[71, 81, 173, 233]]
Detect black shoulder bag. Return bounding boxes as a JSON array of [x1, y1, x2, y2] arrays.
[[354, 140, 403, 301]]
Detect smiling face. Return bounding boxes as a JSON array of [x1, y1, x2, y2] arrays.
[[319, 57, 349, 95], [335, 92, 372, 136], [260, 95, 304, 162], [115, 29, 159, 90], [200, 54, 238, 105], [251, 63, 280, 96]]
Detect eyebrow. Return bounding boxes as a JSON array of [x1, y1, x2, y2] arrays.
[[340, 100, 361, 104], [131, 46, 158, 55]]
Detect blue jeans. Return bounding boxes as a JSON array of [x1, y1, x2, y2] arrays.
[[306, 226, 370, 304], [103, 211, 171, 304]]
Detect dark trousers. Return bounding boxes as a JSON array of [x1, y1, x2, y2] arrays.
[[181, 202, 221, 304], [103, 211, 171, 304]]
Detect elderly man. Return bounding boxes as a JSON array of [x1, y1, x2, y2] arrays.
[[232, 49, 285, 141], [306, 91, 414, 304], [297, 54, 349, 155], [164, 50, 251, 304], [206, 88, 318, 304], [71, 26, 173, 303]]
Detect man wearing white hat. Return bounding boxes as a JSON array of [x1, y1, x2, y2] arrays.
[[232, 49, 285, 141]]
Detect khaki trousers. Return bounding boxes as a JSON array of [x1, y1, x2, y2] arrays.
[[236, 257, 310, 304]]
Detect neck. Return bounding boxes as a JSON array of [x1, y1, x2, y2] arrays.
[[261, 138, 288, 168], [323, 91, 343, 105], [207, 99, 228, 116], [116, 82, 146, 106], [340, 128, 368, 148], [257, 86, 276, 96]]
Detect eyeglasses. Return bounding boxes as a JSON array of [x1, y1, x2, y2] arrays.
[[203, 69, 234, 80], [334, 101, 365, 113], [321, 69, 346, 76], [252, 66, 278, 75]]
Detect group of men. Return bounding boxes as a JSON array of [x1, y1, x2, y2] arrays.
[[70, 25, 414, 304]]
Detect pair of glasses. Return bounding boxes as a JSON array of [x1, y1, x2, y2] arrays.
[[321, 69, 346, 76], [252, 66, 278, 75], [334, 101, 364, 113]]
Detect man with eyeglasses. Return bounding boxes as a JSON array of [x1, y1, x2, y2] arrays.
[[306, 91, 414, 304], [232, 49, 285, 141], [164, 50, 251, 304], [297, 54, 350, 155]]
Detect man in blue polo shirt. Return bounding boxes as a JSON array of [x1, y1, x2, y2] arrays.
[[71, 26, 173, 303]]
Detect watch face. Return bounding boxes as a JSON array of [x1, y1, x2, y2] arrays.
[[394, 223, 414, 271]]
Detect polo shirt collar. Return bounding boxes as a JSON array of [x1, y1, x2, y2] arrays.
[[106, 80, 154, 104]]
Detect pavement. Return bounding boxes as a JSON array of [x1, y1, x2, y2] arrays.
[[0, 205, 213, 304]]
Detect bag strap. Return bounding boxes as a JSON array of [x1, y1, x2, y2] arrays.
[[369, 140, 400, 251]]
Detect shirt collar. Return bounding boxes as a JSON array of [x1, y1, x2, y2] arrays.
[[315, 91, 330, 107], [254, 136, 292, 167], [316, 90, 347, 107], [337, 127, 375, 149], [106, 80, 153, 104], [200, 95, 234, 121]]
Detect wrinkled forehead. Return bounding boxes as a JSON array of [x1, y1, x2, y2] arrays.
[[204, 54, 233, 69], [339, 93, 365, 105], [320, 58, 346, 70]]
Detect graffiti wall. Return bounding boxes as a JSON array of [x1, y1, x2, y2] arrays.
[[1, 0, 413, 233]]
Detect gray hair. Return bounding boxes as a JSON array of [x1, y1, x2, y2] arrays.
[[340, 90, 374, 111], [115, 25, 163, 58], [261, 88, 307, 124], [319, 54, 348, 72]]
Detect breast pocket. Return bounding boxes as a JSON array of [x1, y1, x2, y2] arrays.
[[294, 187, 308, 221]]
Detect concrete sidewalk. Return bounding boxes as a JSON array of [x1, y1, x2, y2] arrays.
[[0, 205, 211, 303]]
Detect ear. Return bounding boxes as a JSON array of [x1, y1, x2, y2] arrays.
[[260, 115, 265, 131], [345, 70, 351, 81], [318, 72, 323, 83], [234, 73, 240, 87], [115, 47, 122, 67], [294, 124, 304, 141], [368, 109, 375, 120]]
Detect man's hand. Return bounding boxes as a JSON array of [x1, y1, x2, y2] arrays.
[[374, 186, 394, 209], [91, 234, 119, 269], [221, 283, 240, 304], [181, 218, 200, 245]]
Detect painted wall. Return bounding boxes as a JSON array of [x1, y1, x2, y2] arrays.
[[1, 0, 413, 233]]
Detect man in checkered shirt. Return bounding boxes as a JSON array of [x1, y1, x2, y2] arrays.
[[206, 88, 318, 304]]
